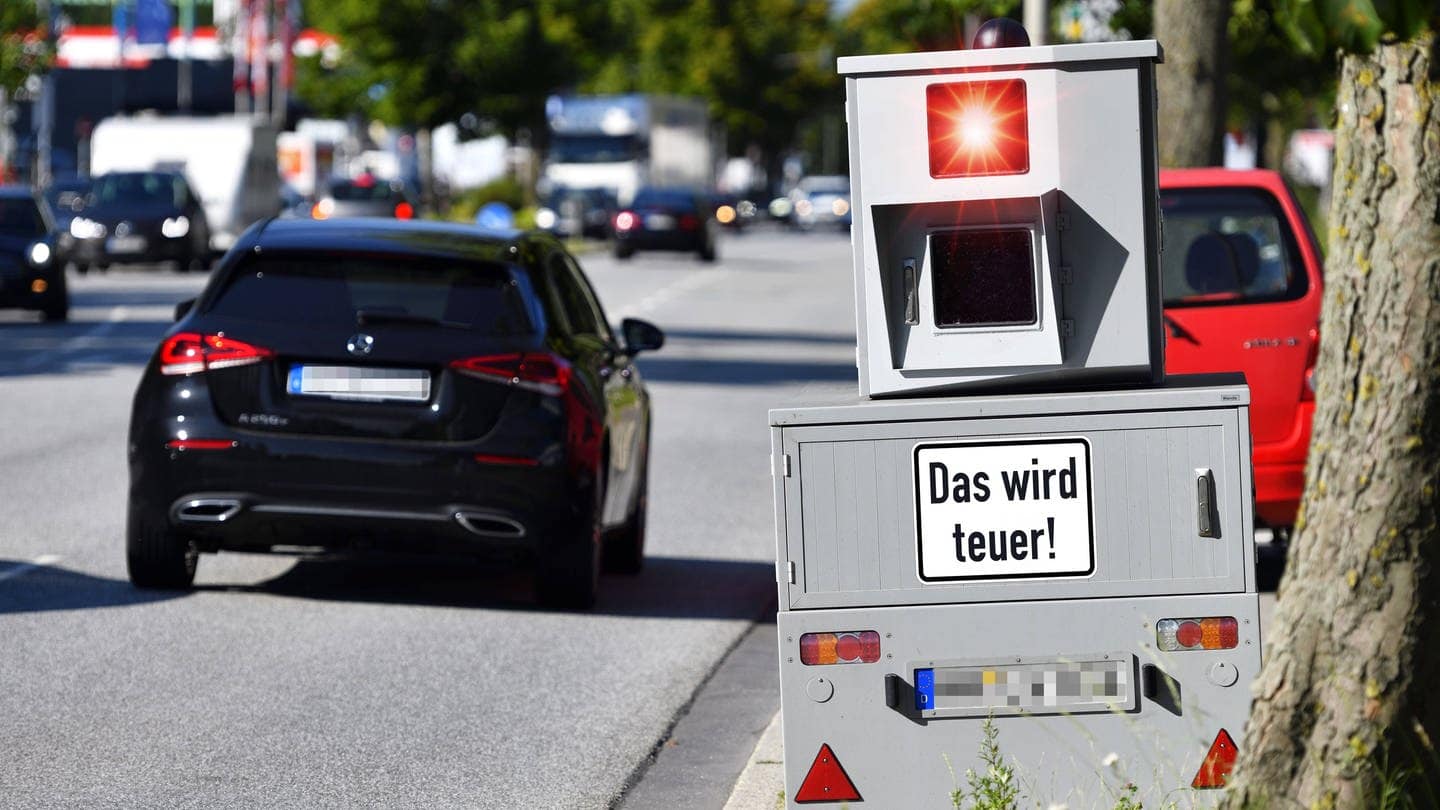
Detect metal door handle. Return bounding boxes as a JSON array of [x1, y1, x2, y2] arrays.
[[903, 258, 919, 325], [1196, 468, 1219, 538]]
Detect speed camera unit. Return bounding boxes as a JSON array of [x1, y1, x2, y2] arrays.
[[842, 40, 1164, 396]]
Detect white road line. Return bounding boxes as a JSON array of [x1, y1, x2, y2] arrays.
[[613, 272, 723, 320], [0, 554, 62, 583], [14, 305, 128, 372]]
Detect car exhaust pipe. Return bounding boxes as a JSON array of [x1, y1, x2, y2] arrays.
[[174, 498, 244, 524], [454, 511, 526, 538]]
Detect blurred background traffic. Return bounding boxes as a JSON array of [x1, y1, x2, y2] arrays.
[[0, 1, 1336, 272]]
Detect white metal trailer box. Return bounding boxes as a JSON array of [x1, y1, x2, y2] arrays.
[[772, 376, 1261, 807]]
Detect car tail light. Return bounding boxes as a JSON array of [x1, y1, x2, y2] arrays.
[[159, 333, 273, 376], [614, 211, 637, 232], [1301, 326, 1319, 401], [799, 631, 881, 665], [926, 78, 1029, 178], [451, 352, 571, 396], [679, 214, 699, 231], [1156, 617, 1239, 651], [394, 201, 415, 219], [473, 453, 541, 467], [1192, 729, 1238, 788], [165, 439, 236, 451]]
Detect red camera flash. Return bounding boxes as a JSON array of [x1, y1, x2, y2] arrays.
[[926, 79, 1030, 178]]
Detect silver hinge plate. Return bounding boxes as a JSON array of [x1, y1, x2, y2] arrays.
[[783, 454, 792, 478], [787, 560, 797, 584]]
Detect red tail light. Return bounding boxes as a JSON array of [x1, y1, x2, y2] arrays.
[[1301, 326, 1319, 401], [394, 201, 415, 219], [1192, 729, 1239, 788], [165, 439, 236, 451], [1156, 617, 1239, 651], [799, 631, 882, 665], [614, 211, 637, 232], [679, 213, 699, 231], [451, 352, 571, 396], [926, 79, 1029, 178], [160, 333, 272, 376]]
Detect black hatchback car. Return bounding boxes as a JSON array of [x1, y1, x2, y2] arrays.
[[612, 187, 718, 262], [127, 219, 662, 608], [0, 186, 67, 321], [70, 171, 211, 272]]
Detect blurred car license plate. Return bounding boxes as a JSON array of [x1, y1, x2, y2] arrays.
[[645, 214, 675, 230], [106, 235, 146, 254], [287, 365, 431, 402], [913, 654, 1132, 717]]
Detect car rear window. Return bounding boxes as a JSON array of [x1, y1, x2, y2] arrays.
[[633, 190, 696, 210], [207, 255, 535, 335], [329, 181, 403, 202], [0, 198, 45, 236], [1160, 188, 1308, 307]]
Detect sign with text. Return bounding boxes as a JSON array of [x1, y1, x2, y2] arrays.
[[914, 438, 1094, 581]]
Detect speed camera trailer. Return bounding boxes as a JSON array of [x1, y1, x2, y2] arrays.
[[772, 28, 1263, 807], [844, 37, 1165, 397]]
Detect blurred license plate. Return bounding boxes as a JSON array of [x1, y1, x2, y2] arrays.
[[287, 365, 431, 402], [106, 235, 146, 254], [914, 654, 1132, 717], [644, 214, 675, 230]]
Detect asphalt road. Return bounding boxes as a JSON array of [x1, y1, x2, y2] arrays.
[[0, 226, 858, 809]]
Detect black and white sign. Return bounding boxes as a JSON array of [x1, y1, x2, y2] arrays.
[[914, 438, 1094, 582]]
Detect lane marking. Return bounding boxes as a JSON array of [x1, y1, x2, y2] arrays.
[[13, 306, 128, 372], [613, 272, 722, 320], [0, 554, 62, 583]]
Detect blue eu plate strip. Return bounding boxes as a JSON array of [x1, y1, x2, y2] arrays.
[[914, 668, 935, 711], [286, 365, 304, 395]]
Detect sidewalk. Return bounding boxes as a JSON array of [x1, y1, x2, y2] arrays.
[[722, 711, 785, 810]]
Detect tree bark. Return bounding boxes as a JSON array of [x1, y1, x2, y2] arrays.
[[1154, 0, 1229, 167], [1223, 33, 1440, 807]]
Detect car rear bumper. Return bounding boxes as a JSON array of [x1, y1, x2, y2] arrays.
[[1252, 401, 1314, 527], [71, 235, 194, 265], [615, 230, 704, 251]]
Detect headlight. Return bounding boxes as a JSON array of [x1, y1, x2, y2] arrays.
[[27, 242, 51, 267], [534, 208, 557, 229], [161, 216, 190, 238], [69, 217, 106, 239], [831, 198, 850, 217]]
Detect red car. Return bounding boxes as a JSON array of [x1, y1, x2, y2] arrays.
[[1159, 169, 1324, 536]]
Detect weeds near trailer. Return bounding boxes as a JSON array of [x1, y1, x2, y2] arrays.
[[946, 715, 1022, 810]]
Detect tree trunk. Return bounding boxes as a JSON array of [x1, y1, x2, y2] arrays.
[[1222, 33, 1440, 807], [1153, 0, 1228, 167]]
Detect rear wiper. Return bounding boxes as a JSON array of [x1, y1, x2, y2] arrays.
[[355, 309, 469, 330]]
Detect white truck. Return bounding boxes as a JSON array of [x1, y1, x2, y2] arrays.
[[542, 94, 714, 205], [89, 115, 280, 251]]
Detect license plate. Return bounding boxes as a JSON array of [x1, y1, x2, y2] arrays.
[[914, 654, 1133, 717], [106, 235, 146, 254], [286, 365, 431, 402], [644, 214, 675, 230], [913, 438, 1094, 581]]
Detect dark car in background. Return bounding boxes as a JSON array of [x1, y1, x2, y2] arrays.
[[44, 175, 92, 267], [612, 187, 717, 261], [126, 219, 663, 609], [310, 174, 416, 220], [535, 187, 617, 239], [69, 171, 211, 273], [0, 187, 67, 321]]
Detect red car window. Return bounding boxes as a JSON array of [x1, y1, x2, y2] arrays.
[[1160, 189, 1309, 307]]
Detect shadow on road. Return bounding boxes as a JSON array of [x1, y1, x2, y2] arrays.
[[635, 356, 855, 386], [0, 560, 185, 615], [0, 319, 171, 378], [203, 554, 777, 620]]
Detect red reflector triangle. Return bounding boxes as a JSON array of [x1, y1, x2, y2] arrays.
[[795, 743, 862, 803], [1192, 728, 1239, 788]]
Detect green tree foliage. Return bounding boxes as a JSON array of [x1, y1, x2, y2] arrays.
[[838, 0, 1020, 54], [1274, 0, 1433, 56], [0, 4, 51, 95]]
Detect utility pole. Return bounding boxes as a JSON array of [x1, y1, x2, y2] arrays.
[[1024, 0, 1051, 45], [35, 0, 53, 187], [178, 0, 194, 112]]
